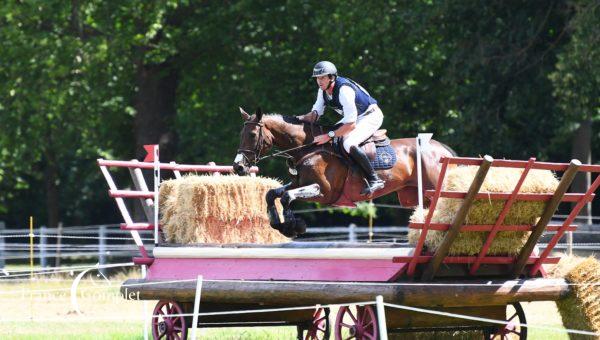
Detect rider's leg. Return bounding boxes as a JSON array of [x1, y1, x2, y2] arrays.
[[343, 107, 385, 195], [348, 146, 385, 195]]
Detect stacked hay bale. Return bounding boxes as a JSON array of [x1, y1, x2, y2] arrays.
[[159, 175, 289, 244], [550, 256, 600, 338], [409, 166, 559, 255]]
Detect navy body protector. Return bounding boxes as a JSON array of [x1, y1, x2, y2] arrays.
[[322, 76, 378, 117]]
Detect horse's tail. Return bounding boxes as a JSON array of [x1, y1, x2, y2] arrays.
[[439, 141, 458, 157]]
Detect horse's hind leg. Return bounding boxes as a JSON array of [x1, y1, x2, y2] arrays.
[[280, 183, 321, 236]]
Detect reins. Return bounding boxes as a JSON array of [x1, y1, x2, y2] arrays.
[[239, 118, 325, 165], [258, 142, 317, 162]]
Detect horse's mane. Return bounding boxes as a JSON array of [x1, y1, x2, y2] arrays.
[[264, 113, 339, 130]]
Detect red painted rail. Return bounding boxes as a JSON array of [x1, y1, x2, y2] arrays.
[[98, 159, 258, 173]]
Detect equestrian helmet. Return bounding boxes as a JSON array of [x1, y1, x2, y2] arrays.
[[312, 61, 337, 78]]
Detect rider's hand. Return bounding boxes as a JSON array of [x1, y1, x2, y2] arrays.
[[314, 134, 331, 145]]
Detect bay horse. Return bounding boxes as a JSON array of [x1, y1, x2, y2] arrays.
[[233, 107, 456, 237]]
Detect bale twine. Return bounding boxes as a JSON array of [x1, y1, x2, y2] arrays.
[[551, 256, 600, 338], [159, 175, 289, 244], [409, 166, 559, 255]]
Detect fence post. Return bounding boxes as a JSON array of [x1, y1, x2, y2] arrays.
[[567, 230, 573, 256], [0, 221, 5, 271], [348, 223, 357, 242], [99, 226, 107, 276], [55, 222, 63, 267], [40, 226, 48, 268], [190, 275, 204, 340], [375, 295, 389, 340]]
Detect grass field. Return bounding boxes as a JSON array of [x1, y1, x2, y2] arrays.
[[0, 267, 582, 339]]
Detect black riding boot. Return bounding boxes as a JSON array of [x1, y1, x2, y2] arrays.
[[349, 146, 385, 195]]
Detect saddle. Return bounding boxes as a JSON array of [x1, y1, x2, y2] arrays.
[[359, 129, 391, 155], [333, 129, 397, 170]]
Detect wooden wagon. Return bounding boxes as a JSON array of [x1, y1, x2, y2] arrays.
[[98, 152, 600, 339]]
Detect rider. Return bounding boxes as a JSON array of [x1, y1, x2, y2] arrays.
[[297, 61, 385, 195]]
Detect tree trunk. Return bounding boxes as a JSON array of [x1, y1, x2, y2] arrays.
[[571, 118, 592, 224], [44, 153, 60, 229], [133, 61, 179, 162]]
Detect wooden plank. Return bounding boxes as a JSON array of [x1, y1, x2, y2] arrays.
[[121, 278, 571, 307], [109, 189, 154, 198], [511, 159, 581, 277], [120, 223, 157, 231], [421, 155, 493, 281], [425, 191, 592, 202]]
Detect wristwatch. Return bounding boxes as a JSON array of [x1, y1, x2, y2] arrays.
[[327, 131, 336, 138]]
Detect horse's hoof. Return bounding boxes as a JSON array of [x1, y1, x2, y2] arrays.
[[279, 222, 298, 238], [294, 218, 307, 234]]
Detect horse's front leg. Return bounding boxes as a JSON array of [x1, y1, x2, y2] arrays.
[[265, 183, 291, 231], [280, 183, 321, 236]]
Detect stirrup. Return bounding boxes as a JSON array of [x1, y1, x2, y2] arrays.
[[361, 179, 385, 195]]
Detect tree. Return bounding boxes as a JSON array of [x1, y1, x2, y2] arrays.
[[550, 0, 600, 219]]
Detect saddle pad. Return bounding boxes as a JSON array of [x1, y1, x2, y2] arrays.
[[371, 144, 397, 170]]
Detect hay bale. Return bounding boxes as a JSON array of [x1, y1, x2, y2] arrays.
[[553, 256, 600, 338], [159, 175, 289, 244], [409, 166, 559, 255]]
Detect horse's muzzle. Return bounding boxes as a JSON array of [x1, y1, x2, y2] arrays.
[[233, 162, 249, 176]]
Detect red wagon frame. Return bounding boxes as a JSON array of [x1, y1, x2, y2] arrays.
[[393, 156, 600, 281], [97, 152, 600, 339]]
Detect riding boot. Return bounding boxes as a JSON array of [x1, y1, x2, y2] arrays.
[[349, 146, 385, 195]]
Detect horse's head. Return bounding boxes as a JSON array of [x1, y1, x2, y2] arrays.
[[233, 107, 272, 176]]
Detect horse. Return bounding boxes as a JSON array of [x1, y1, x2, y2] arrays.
[[233, 107, 456, 237]]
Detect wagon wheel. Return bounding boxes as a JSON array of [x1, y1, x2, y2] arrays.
[[152, 300, 188, 340], [300, 307, 330, 340], [335, 304, 378, 340], [484, 302, 527, 340]]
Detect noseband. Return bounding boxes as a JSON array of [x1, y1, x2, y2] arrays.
[[237, 121, 267, 165]]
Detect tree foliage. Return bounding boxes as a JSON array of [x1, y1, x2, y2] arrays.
[[0, 0, 598, 227]]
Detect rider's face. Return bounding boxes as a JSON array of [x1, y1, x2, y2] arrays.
[[315, 75, 331, 91]]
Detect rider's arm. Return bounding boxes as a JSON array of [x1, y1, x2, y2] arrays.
[[298, 89, 324, 123], [298, 111, 319, 123], [332, 122, 357, 137]]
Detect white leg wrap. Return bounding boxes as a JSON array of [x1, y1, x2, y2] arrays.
[[285, 184, 321, 202]]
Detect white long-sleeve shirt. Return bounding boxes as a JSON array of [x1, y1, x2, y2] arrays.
[[311, 86, 358, 124]]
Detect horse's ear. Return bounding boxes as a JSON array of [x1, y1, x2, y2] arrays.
[[255, 107, 263, 121], [239, 107, 251, 121]]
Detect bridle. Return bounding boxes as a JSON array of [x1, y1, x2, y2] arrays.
[[237, 121, 268, 166]]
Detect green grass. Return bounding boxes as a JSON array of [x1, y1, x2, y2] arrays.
[[0, 321, 299, 340], [0, 274, 581, 339]]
